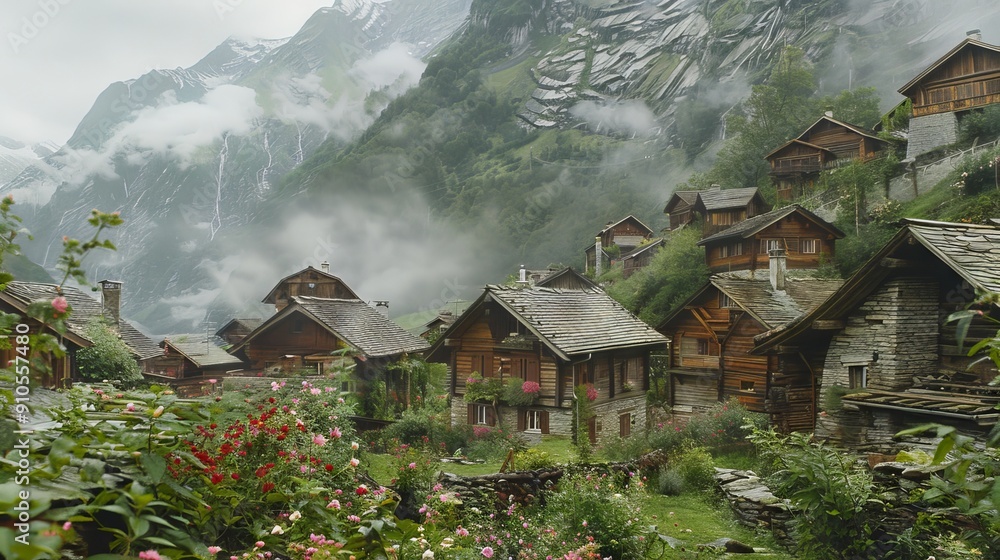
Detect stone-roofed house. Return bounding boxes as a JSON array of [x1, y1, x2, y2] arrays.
[[663, 190, 701, 231], [753, 219, 1000, 450], [0, 280, 160, 388], [899, 32, 1000, 159], [656, 251, 842, 432], [146, 335, 247, 396], [619, 239, 663, 278], [692, 187, 772, 237], [262, 262, 360, 312], [698, 204, 845, 273], [583, 215, 654, 275], [228, 296, 430, 378], [427, 285, 668, 444], [766, 115, 889, 201]]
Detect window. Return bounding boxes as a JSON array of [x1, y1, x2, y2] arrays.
[[697, 339, 709, 355], [291, 318, 304, 334], [475, 405, 488, 425], [801, 239, 819, 254], [760, 239, 783, 254], [469, 403, 495, 426], [471, 352, 494, 377], [680, 336, 710, 356], [511, 355, 540, 383], [849, 365, 868, 389], [527, 410, 542, 432], [718, 242, 743, 258], [740, 380, 755, 392], [719, 293, 737, 309]]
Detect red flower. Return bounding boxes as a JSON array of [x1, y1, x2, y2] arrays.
[[325, 464, 334, 472], [356, 485, 369, 496], [262, 482, 275, 493], [211, 473, 224, 485], [231, 473, 240, 480]]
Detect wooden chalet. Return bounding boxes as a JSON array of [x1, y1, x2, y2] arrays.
[[146, 335, 246, 395], [215, 318, 263, 346], [767, 116, 888, 201], [584, 215, 654, 274], [691, 187, 771, 237], [656, 258, 842, 431], [899, 34, 1000, 119], [620, 239, 663, 278], [229, 296, 429, 378], [662, 191, 700, 231], [0, 281, 160, 388], [753, 219, 1000, 450], [262, 263, 360, 312], [427, 285, 668, 443], [697, 204, 845, 273]]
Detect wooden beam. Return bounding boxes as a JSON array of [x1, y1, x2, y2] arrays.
[[690, 308, 721, 344]]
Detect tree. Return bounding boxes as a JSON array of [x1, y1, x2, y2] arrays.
[[76, 318, 144, 386], [710, 46, 818, 189]]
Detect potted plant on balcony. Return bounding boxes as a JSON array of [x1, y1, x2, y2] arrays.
[[503, 379, 541, 407]]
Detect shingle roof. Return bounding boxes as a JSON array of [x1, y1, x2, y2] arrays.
[[696, 187, 761, 211], [261, 266, 360, 304], [161, 335, 246, 368], [215, 318, 263, 337], [486, 285, 668, 359], [2, 281, 160, 359], [753, 219, 1000, 353], [620, 239, 664, 261], [698, 204, 845, 246], [598, 215, 653, 236], [899, 38, 1000, 96], [712, 272, 844, 328], [906, 219, 1000, 293], [797, 116, 885, 144], [663, 190, 701, 213], [293, 297, 430, 358], [765, 138, 836, 160]]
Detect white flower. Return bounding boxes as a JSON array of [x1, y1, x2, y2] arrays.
[[422, 550, 435, 559], [271, 525, 284, 535], [288, 511, 301, 522]]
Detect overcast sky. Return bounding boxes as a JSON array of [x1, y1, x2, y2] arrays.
[[1, 0, 333, 145]]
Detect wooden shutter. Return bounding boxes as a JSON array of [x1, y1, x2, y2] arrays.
[[467, 404, 475, 425], [620, 413, 631, 438], [517, 410, 526, 431], [540, 411, 549, 434], [486, 406, 497, 427], [527, 357, 540, 384]]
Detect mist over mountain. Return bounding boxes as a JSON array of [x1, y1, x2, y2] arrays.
[[5, 0, 1000, 335]]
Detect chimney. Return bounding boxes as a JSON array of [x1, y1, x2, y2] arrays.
[[968, 29, 983, 41], [320, 261, 330, 273], [595, 236, 603, 277], [768, 249, 786, 291], [374, 300, 389, 318], [516, 264, 529, 286], [100, 279, 123, 329]]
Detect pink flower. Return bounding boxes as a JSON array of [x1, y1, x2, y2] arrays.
[[138, 551, 162, 560], [125, 402, 136, 412], [456, 527, 469, 537], [255, 541, 265, 549], [208, 379, 218, 384], [51, 296, 69, 315], [481, 546, 494, 558], [521, 381, 541, 394], [313, 434, 327, 446], [408, 462, 417, 469], [349, 458, 359, 468], [208, 546, 222, 555], [327, 499, 341, 509], [62, 522, 72, 531], [331, 427, 342, 438]]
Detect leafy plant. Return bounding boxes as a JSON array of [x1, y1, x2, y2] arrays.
[[76, 318, 145, 386]]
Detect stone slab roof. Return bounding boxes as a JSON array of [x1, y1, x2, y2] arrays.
[[906, 219, 1000, 293], [712, 272, 844, 328], [293, 297, 430, 358], [2, 281, 160, 359], [486, 285, 668, 359], [698, 204, 845, 245], [161, 335, 245, 368], [696, 187, 761, 211]]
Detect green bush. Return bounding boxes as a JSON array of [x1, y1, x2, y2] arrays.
[[513, 448, 555, 470], [76, 318, 144, 387], [546, 473, 650, 559], [657, 466, 685, 496], [674, 446, 716, 491]]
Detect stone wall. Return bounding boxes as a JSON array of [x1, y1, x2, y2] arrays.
[[817, 276, 940, 446], [906, 112, 959, 160], [714, 468, 794, 548]]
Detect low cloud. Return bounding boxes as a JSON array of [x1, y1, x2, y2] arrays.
[[569, 100, 660, 138]]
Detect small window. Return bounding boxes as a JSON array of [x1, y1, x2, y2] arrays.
[[740, 381, 755, 392], [849, 366, 868, 389], [760, 239, 783, 254], [291, 318, 304, 334], [474, 404, 489, 425], [719, 293, 737, 309], [801, 239, 819, 254], [527, 410, 542, 432], [697, 339, 709, 355]]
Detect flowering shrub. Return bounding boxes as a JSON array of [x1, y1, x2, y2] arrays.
[[502, 379, 540, 407], [465, 372, 504, 405]]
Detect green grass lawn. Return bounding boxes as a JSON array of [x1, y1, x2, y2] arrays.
[[364, 436, 793, 558]]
